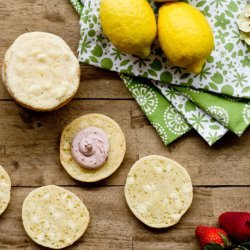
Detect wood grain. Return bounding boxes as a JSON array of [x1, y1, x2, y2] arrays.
[[0, 0, 249, 249], [0, 101, 249, 187], [0, 187, 249, 249]]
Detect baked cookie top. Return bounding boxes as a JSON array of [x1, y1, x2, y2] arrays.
[[22, 185, 89, 249], [125, 155, 193, 228], [0, 165, 11, 216], [60, 114, 126, 182], [3, 32, 80, 111]]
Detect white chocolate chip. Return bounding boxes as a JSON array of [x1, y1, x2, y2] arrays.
[[44, 221, 50, 229], [27, 84, 42, 96], [67, 201, 74, 209], [137, 204, 148, 214], [55, 86, 67, 99], [37, 53, 47, 63], [169, 192, 178, 199], [0, 182, 9, 188], [181, 183, 193, 193], [53, 211, 62, 220], [127, 176, 135, 184], [68, 221, 76, 230], [154, 166, 163, 173], [166, 164, 172, 172], [31, 215, 40, 223], [143, 184, 155, 192], [37, 233, 44, 242], [42, 193, 50, 200], [170, 213, 181, 221], [48, 231, 56, 240]]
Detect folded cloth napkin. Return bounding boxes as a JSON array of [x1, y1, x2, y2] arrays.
[[70, 0, 250, 146], [70, 0, 83, 15], [70, 0, 192, 145], [175, 86, 250, 136], [153, 82, 228, 145], [121, 75, 191, 145]]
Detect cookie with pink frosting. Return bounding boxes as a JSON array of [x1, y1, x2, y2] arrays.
[[60, 114, 126, 182]]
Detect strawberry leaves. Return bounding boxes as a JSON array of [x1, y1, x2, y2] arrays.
[[219, 232, 231, 247], [205, 243, 225, 250], [240, 241, 250, 247], [204, 241, 250, 250], [235, 241, 250, 250]]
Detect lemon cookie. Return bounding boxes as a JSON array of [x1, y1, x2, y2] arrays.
[[2, 32, 80, 111], [125, 155, 193, 228], [0, 165, 11, 215], [60, 114, 126, 182], [22, 185, 89, 249]]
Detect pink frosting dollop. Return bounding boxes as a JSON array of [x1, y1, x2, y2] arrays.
[[71, 126, 109, 170]]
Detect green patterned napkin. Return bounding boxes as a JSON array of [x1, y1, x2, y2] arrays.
[[78, 0, 250, 99], [70, 0, 250, 145], [153, 82, 228, 145], [69, 0, 191, 145], [121, 75, 191, 144], [175, 86, 250, 136], [69, 0, 83, 15]]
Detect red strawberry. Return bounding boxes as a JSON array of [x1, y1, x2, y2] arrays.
[[219, 212, 250, 242], [195, 226, 229, 250]]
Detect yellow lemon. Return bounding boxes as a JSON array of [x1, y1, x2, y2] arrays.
[[158, 2, 214, 74], [100, 0, 157, 58]]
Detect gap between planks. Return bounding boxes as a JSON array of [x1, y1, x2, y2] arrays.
[[10, 185, 250, 188]]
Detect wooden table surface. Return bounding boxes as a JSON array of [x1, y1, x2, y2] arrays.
[[0, 1, 249, 249]]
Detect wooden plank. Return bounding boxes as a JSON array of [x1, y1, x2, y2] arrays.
[[77, 66, 131, 99], [0, 0, 78, 54], [0, 100, 137, 187], [0, 187, 249, 249], [0, 100, 249, 186]]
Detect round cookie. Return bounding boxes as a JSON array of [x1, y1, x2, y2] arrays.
[[0, 165, 11, 215], [60, 114, 126, 182], [22, 185, 89, 249], [2, 32, 80, 111], [125, 155, 193, 228]]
